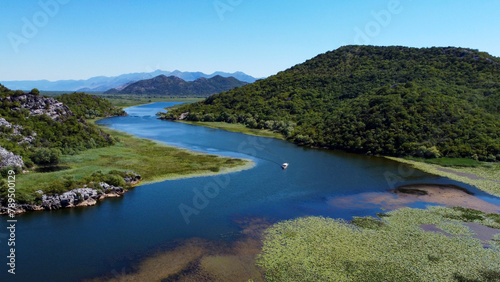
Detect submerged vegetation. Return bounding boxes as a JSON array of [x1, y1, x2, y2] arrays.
[[165, 46, 500, 161], [258, 206, 500, 281]]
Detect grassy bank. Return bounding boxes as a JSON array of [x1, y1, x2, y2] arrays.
[[177, 121, 285, 140], [258, 206, 500, 281], [97, 94, 203, 108], [387, 157, 500, 197], [15, 127, 251, 201], [42, 91, 203, 108]]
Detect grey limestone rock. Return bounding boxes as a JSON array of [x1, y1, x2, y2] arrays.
[[1, 93, 73, 121], [0, 145, 24, 169]]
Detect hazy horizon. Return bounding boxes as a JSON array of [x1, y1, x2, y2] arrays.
[[1, 69, 262, 82]]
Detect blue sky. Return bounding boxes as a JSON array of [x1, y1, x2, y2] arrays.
[[1, 0, 499, 81]]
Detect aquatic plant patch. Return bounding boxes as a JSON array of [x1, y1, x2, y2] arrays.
[[258, 206, 500, 281]]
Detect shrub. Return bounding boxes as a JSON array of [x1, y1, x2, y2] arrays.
[[416, 146, 441, 158], [294, 134, 314, 145], [226, 114, 237, 123], [1, 165, 21, 177], [30, 148, 62, 166], [30, 88, 40, 95], [24, 158, 34, 169], [104, 174, 126, 187], [203, 113, 215, 122]]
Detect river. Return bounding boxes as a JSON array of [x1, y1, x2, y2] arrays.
[[2, 102, 500, 281]]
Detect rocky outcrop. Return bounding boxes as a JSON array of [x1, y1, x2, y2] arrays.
[[0, 117, 13, 128], [40, 184, 125, 210], [98, 182, 125, 196], [1, 93, 73, 121], [1, 184, 126, 214], [0, 172, 140, 215], [0, 145, 24, 169], [123, 171, 142, 185]]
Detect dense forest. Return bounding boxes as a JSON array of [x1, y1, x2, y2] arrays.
[[164, 46, 500, 161], [105, 75, 247, 96], [0, 87, 122, 168]]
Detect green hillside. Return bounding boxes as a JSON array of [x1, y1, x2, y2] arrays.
[[0, 88, 120, 165], [164, 46, 500, 161]]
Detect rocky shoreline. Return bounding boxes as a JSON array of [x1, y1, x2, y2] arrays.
[[0, 172, 141, 215]]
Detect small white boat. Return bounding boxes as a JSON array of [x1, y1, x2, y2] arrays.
[[281, 163, 289, 170]]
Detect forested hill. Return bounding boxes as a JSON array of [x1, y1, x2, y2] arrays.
[[164, 46, 500, 161], [105, 75, 247, 96]]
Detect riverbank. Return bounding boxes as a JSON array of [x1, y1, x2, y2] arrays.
[[175, 121, 285, 140], [387, 157, 500, 197], [1, 182, 131, 215], [8, 126, 252, 212]]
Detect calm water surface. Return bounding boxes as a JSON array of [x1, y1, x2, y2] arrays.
[[2, 102, 499, 281]]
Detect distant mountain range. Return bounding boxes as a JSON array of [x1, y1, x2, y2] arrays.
[[105, 75, 247, 97], [0, 70, 259, 92]]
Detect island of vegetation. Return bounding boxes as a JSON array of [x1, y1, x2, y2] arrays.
[[0, 86, 250, 214]]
